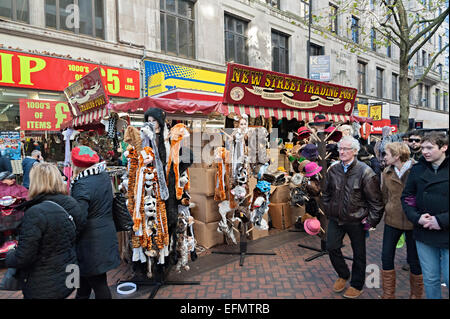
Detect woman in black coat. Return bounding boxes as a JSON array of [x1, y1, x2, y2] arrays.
[[6, 163, 82, 299], [70, 146, 120, 299]]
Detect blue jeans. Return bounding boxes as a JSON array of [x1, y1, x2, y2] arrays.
[[415, 240, 449, 299]]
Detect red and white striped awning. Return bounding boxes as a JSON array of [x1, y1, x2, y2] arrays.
[[223, 104, 350, 122], [63, 106, 109, 129]]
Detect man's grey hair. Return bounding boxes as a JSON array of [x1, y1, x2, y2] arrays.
[[338, 135, 360, 153], [31, 150, 41, 158]]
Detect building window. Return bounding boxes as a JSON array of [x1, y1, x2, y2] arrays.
[[309, 43, 324, 56], [44, 0, 105, 39], [422, 50, 427, 66], [437, 63, 443, 80], [376, 67, 384, 98], [160, 0, 195, 59], [418, 84, 423, 106], [299, 0, 309, 21], [387, 43, 392, 58], [272, 30, 289, 74], [351, 16, 359, 44], [392, 73, 398, 101], [444, 91, 448, 111], [329, 3, 338, 34], [0, 0, 29, 23], [224, 14, 248, 65], [435, 88, 440, 110], [370, 28, 376, 51], [357, 61, 367, 95], [425, 85, 430, 107], [266, 0, 280, 9], [439, 35, 443, 51]]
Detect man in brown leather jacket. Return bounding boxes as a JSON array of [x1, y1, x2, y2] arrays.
[[322, 135, 384, 298]]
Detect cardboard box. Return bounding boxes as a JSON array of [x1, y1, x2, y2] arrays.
[[249, 214, 269, 240], [268, 202, 292, 230], [269, 184, 290, 203], [193, 220, 224, 249], [189, 167, 217, 196], [290, 205, 305, 225], [190, 193, 221, 223]]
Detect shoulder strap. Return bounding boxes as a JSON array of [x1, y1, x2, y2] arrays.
[[43, 200, 75, 229]]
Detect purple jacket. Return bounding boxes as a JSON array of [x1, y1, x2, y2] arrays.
[[0, 181, 28, 199]]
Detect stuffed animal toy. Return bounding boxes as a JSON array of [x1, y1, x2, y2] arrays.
[[217, 200, 237, 245], [167, 123, 190, 200], [124, 125, 142, 154], [214, 147, 230, 202]]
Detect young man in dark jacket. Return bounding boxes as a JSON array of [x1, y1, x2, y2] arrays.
[[322, 136, 384, 298], [401, 132, 449, 299]]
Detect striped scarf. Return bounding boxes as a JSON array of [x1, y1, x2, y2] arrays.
[[71, 161, 107, 185]]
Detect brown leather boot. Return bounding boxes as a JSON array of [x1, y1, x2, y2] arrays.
[[409, 273, 424, 299], [381, 269, 396, 299]]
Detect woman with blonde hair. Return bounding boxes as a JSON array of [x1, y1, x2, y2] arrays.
[[5, 162, 83, 299], [380, 142, 423, 299]]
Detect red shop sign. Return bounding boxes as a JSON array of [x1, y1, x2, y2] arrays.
[[0, 49, 139, 98], [223, 63, 357, 115], [19, 99, 73, 131], [371, 119, 398, 134]]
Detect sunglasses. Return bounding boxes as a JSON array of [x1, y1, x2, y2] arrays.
[[409, 138, 421, 143]]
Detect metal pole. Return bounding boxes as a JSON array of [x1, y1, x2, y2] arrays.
[[307, 0, 312, 79]]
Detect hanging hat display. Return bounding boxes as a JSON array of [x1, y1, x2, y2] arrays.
[[304, 218, 321, 236], [304, 162, 322, 177], [309, 114, 331, 127], [296, 126, 311, 139], [324, 126, 343, 142], [300, 144, 319, 161]]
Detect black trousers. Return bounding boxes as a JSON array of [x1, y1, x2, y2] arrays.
[[381, 224, 422, 275], [326, 219, 366, 291], [75, 273, 112, 299]]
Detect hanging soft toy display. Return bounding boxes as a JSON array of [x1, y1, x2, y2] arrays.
[[167, 123, 191, 200], [249, 180, 271, 230], [214, 147, 231, 202], [217, 200, 238, 245]]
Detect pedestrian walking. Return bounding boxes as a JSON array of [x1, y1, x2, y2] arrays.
[[70, 146, 120, 299], [321, 135, 384, 298], [4, 163, 80, 299], [401, 132, 449, 299], [380, 142, 423, 299], [21, 150, 42, 189]]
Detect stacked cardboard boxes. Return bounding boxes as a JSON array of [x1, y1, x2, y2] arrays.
[[189, 166, 224, 249]]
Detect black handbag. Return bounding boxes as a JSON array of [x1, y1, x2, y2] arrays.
[[112, 192, 133, 232], [0, 268, 22, 291]]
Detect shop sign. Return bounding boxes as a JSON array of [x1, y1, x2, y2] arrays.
[[0, 49, 139, 98], [358, 104, 369, 118], [223, 63, 357, 115], [144, 59, 226, 96], [372, 119, 397, 134], [310, 55, 331, 82], [370, 104, 383, 120], [19, 99, 72, 131], [0, 131, 21, 160], [64, 68, 108, 117]]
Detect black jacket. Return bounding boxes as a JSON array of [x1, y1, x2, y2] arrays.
[[71, 171, 120, 277], [5, 193, 79, 299], [322, 160, 384, 227], [401, 156, 449, 248]]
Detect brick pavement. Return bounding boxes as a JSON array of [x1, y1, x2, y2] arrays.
[[1, 220, 448, 299]]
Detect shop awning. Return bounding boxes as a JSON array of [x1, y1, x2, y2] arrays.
[[60, 105, 109, 129], [111, 96, 225, 115], [350, 115, 373, 123], [223, 104, 350, 122]]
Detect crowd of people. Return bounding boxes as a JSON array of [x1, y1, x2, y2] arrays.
[[0, 113, 448, 299]]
